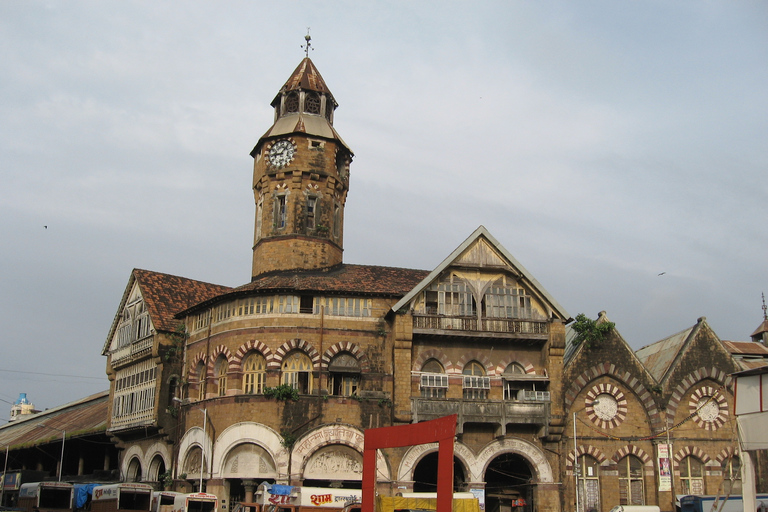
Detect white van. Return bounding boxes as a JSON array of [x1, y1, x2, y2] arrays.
[[608, 506, 660, 512]]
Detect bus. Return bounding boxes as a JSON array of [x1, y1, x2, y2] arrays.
[[169, 493, 217, 512], [679, 494, 768, 512]]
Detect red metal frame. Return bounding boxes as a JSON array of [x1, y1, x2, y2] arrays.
[[362, 414, 457, 512]]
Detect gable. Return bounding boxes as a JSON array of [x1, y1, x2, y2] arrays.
[[392, 226, 569, 321]]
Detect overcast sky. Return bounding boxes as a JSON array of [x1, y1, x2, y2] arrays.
[[1, 2, 766, 412]]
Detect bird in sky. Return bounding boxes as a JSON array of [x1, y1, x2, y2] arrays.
[[658, 272, 666, 276]]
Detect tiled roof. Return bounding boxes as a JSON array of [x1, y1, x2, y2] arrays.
[[751, 319, 768, 338], [239, 264, 429, 295], [133, 269, 232, 332], [178, 264, 430, 315], [0, 391, 109, 450]]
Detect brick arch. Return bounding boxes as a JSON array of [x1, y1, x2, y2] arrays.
[[666, 367, 730, 424], [210, 345, 235, 373], [189, 353, 209, 381], [412, 348, 453, 374], [493, 358, 536, 376], [275, 339, 320, 369], [322, 342, 370, 372], [612, 445, 653, 466], [566, 445, 608, 469], [565, 363, 661, 429], [673, 446, 711, 466], [456, 351, 494, 376], [715, 446, 740, 464], [234, 340, 277, 371]]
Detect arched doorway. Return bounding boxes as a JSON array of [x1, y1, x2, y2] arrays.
[[484, 453, 533, 512], [412, 454, 466, 493], [303, 444, 363, 489], [148, 454, 167, 485]]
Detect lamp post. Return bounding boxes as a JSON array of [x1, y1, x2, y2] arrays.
[[35, 424, 65, 481]]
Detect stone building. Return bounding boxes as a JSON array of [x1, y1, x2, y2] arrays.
[[100, 53, 768, 512]]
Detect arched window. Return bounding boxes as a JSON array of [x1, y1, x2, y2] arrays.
[[679, 456, 705, 495], [329, 352, 360, 397], [305, 92, 321, 115], [462, 360, 489, 400], [503, 363, 526, 400], [618, 455, 644, 505], [721, 456, 741, 495], [282, 351, 313, 394], [284, 92, 299, 113], [214, 356, 228, 397], [577, 455, 600, 512], [420, 359, 447, 398], [243, 352, 266, 394]]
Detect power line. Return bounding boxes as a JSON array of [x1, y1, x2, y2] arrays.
[[0, 369, 104, 380]]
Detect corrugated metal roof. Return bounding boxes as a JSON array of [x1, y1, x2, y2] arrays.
[[0, 391, 109, 449], [635, 326, 694, 382], [723, 340, 768, 356]]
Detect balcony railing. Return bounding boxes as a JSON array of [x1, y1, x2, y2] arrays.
[[413, 315, 548, 336], [111, 336, 154, 367], [412, 397, 550, 435]]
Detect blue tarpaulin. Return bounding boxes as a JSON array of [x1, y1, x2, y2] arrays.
[[74, 484, 99, 509], [270, 485, 294, 496]]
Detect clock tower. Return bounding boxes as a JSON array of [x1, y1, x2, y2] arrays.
[[250, 56, 353, 278]]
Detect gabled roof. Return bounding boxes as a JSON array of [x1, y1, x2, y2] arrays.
[[0, 391, 109, 450], [391, 226, 570, 320], [635, 324, 696, 382], [179, 264, 430, 316], [103, 269, 231, 354]]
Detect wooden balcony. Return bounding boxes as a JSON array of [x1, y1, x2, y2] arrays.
[[412, 315, 548, 340], [411, 397, 550, 436], [110, 336, 154, 368]]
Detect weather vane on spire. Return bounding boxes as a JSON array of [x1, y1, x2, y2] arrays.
[[302, 28, 313, 58], [762, 292, 767, 320]]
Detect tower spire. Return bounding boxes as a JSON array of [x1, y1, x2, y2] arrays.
[[301, 28, 313, 58], [762, 292, 767, 320]]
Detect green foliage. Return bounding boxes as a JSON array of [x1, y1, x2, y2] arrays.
[[263, 384, 299, 401], [571, 313, 615, 348], [280, 430, 297, 449], [159, 470, 174, 489]]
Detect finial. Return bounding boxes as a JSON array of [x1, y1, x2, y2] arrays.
[[762, 292, 767, 320], [302, 28, 313, 58]]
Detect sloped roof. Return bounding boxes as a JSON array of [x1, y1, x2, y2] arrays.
[[103, 269, 232, 354], [635, 324, 696, 382], [179, 264, 430, 315], [0, 391, 109, 450], [722, 340, 768, 371], [751, 318, 768, 338], [254, 113, 351, 154], [391, 226, 570, 320], [278, 58, 334, 97]]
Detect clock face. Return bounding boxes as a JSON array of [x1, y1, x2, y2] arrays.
[[593, 394, 619, 421], [268, 139, 295, 168]]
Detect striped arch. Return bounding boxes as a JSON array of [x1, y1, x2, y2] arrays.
[[612, 445, 653, 466], [188, 352, 209, 381], [493, 358, 536, 376], [566, 445, 608, 469], [210, 345, 235, 373], [275, 339, 320, 369], [322, 342, 370, 372], [233, 340, 277, 371], [666, 367, 730, 425], [564, 363, 661, 429], [715, 446, 739, 464], [456, 351, 494, 376], [673, 446, 711, 467], [412, 348, 453, 374]]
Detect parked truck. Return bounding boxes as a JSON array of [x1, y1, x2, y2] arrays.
[[18, 482, 74, 512], [169, 493, 217, 512], [91, 484, 153, 512]]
